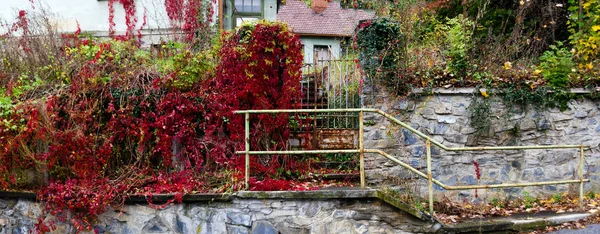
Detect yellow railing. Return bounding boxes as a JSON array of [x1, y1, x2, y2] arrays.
[[234, 108, 589, 214]]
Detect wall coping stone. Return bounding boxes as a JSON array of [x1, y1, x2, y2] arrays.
[[412, 87, 594, 95], [126, 193, 232, 203], [0, 191, 37, 200], [236, 188, 378, 199], [0, 188, 378, 202]]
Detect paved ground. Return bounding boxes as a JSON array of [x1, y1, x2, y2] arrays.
[[549, 224, 600, 233]]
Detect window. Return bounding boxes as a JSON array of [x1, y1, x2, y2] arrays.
[[234, 0, 261, 13], [236, 17, 259, 27], [314, 45, 331, 62], [232, 0, 262, 27]]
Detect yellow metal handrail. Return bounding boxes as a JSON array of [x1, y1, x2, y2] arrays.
[[234, 108, 589, 214]]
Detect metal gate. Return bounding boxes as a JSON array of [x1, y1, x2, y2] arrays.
[[292, 51, 363, 150]]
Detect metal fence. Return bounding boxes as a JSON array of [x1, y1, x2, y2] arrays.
[[291, 59, 363, 151], [300, 59, 362, 129], [234, 108, 589, 215]]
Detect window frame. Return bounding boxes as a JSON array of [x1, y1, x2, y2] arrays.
[[231, 0, 263, 27], [313, 45, 332, 62]]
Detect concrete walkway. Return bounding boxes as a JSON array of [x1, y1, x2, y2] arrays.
[[443, 212, 590, 233], [549, 224, 600, 234]]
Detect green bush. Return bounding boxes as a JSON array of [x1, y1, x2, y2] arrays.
[[442, 14, 474, 77], [568, 0, 600, 80], [538, 42, 575, 89], [355, 18, 408, 95]]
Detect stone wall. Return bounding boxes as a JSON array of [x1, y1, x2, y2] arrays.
[[361, 85, 600, 199], [0, 191, 437, 234]]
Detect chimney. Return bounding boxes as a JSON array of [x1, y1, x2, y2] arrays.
[[312, 0, 328, 14]]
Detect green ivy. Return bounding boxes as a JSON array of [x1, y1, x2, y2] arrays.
[[155, 41, 215, 89], [355, 18, 409, 95], [468, 91, 492, 138]]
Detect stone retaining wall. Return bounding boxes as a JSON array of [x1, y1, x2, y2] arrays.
[[361, 85, 600, 198], [0, 191, 437, 234]]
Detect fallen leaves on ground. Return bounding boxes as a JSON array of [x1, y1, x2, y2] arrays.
[[529, 212, 600, 234], [432, 192, 600, 233]]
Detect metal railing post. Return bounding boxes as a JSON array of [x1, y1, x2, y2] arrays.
[[359, 110, 365, 188], [427, 140, 433, 215], [580, 145, 584, 210], [245, 113, 250, 190]]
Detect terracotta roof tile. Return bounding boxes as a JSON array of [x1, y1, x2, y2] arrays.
[[276, 0, 374, 37]]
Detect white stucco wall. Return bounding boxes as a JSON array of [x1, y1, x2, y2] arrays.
[[0, 0, 218, 43], [1, 0, 157, 32], [263, 0, 277, 21]]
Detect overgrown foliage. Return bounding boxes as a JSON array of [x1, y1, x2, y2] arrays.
[[206, 21, 307, 182], [0, 2, 305, 230], [568, 0, 600, 83], [538, 42, 575, 89], [2, 0, 600, 231], [351, 0, 599, 97], [354, 18, 409, 95]]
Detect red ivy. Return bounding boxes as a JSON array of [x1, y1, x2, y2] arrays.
[[164, 0, 215, 41], [108, 0, 137, 39], [205, 22, 305, 179], [0, 21, 306, 233], [473, 160, 481, 198]]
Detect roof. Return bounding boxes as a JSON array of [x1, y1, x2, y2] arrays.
[[276, 0, 374, 37]]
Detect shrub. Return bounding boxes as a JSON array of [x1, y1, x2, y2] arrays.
[[354, 18, 409, 95], [442, 14, 474, 77], [206, 20, 306, 180], [538, 42, 575, 89], [568, 0, 600, 81], [0, 10, 305, 231]]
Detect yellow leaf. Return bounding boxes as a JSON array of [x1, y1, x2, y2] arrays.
[[503, 61, 512, 70], [586, 63, 594, 69], [582, 2, 591, 9], [480, 90, 489, 98], [533, 69, 542, 75], [593, 25, 600, 32]]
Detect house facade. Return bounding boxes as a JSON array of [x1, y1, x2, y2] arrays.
[[276, 0, 373, 64]]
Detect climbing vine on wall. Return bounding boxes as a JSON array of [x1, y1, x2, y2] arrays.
[[206, 21, 306, 182], [107, 0, 216, 43]]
